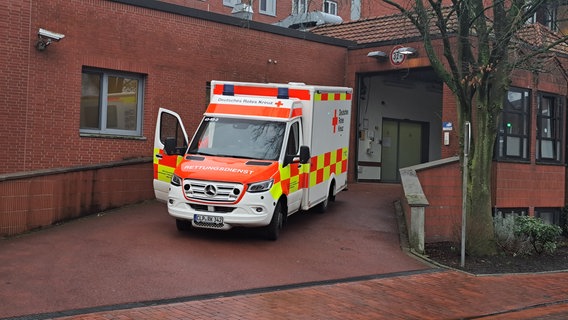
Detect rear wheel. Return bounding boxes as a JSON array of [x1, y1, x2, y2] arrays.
[[176, 219, 192, 232], [264, 201, 284, 241], [316, 182, 335, 213]]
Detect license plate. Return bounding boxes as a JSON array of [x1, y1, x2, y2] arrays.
[[194, 214, 224, 225]]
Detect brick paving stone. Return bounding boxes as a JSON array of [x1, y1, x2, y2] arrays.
[[481, 302, 568, 319], [50, 270, 568, 320]]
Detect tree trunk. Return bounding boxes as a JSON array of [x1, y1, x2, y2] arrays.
[[465, 72, 507, 256], [466, 124, 496, 255]]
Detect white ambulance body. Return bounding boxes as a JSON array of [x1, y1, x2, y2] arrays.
[[153, 80, 352, 240]]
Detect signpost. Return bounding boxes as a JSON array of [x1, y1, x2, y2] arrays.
[[461, 121, 471, 267]]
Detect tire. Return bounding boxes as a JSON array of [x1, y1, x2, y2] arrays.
[[264, 201, 283, 241], [176, 219, 192, 232], [316, 183, 334, 214]]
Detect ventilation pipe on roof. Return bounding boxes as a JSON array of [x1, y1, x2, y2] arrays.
[[274, 11, 343, 30]]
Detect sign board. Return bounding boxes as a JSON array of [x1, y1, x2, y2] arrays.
[[390, 45, 406, 66], [442, 122, 453, 131]]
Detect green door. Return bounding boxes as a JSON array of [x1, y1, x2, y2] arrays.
[[381, 119, 424, 182]]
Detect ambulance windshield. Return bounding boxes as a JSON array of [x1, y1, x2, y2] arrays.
[[188, 117, 286, 161]]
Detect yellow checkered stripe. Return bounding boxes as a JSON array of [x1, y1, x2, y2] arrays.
[[270, 161, 310, 200], [309, 147, 348, 187], [314, 92, 352, 101], [153, 148, 184, 182]]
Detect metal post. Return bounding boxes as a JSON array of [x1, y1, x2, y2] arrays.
[[461, 121, 471, 268]]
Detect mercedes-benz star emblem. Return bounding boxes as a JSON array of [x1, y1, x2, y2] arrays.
[[204, 185, 217, 197]]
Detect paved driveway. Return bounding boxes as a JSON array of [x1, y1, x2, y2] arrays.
[[0, 183, 428, 319]]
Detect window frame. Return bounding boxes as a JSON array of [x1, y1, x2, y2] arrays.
[[495, 87, 531, 162], [535, 207, 563, 226], [525, 1, 568, 32], [292, 0, 307, 14], [493, 207, 528, 218], [323, 0, 337, 15], [80, 67, 145, 137], [536, 92, 563, 164], [259, 0, 276, 16]]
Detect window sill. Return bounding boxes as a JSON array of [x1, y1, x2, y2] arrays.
[[495, 158, 530, 164], [80, 133, 147, 141], [535, 161, 565, 166]]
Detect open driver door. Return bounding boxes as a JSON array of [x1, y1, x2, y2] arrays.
[[153, 108, 188, 202]]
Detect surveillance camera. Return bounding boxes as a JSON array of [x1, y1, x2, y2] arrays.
[[38, 28, 65, 41]]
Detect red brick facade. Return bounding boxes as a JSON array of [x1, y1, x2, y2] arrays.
[[159, 0, 425, 25], [1, 0, 348, 175]]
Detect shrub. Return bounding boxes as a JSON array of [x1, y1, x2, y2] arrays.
[[493, 214, 531, 256], [514, 216, 562, 255], [561, 207, 568, 237]]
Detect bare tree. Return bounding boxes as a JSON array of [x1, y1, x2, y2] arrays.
[[381, 0, 568, 255]]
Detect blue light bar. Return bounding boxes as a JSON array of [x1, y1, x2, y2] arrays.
[[223, 84, 235, 96], [277, 87, 289, 99]]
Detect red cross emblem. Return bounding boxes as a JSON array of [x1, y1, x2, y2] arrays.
[[331, 109, 338, 133], [275, 101, 283, 107]]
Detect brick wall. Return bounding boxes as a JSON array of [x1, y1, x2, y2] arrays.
[[405, 158, 566, 243], [0, 160, 153, 237], [159, 0, 415, 25], [416, 160, 462, 243], [1, 0, 348, 175], [493, 162, 566, 211]]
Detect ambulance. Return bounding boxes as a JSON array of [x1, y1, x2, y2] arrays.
[[153, 80, 352, 240]]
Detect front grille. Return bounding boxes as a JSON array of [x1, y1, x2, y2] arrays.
[[193, 221, 225, 228], [189, 204, 235, 213], [183, 179, 243, 202]]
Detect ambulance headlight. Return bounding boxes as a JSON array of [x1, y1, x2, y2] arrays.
[[248, 179, 273, 193], [171, 174, 182, 187]]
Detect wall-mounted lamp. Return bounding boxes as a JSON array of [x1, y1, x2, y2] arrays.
[[394, 47, 417, 55], [367, 51, 387, 60], [35, 28, 65, 51]]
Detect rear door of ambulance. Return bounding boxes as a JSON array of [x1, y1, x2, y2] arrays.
[[153, 108, 189, 202], [306, 90, 351, 207]]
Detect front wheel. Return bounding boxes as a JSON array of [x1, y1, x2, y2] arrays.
[[264, 201, 283, 241]]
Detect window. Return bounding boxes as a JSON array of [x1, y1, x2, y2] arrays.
[[160, 112, 187, 151], [323, 0, 337, 15], [496, 87, 530, 161], [286, 121, 300, 156], [493, 207, 528, 218], [535, 207, 563, 226], [292, 0, 307, 14], [260, 0, 276, 16], [80, 68, 144, 136], [536, 93, 563, 163], [223, 0, 239, 7], [526, 1, 568, 32]]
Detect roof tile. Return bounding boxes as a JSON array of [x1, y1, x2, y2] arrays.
[[311, 9, 568, 55]]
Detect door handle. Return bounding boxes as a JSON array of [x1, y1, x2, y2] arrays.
[[155, 154, 163, 159]]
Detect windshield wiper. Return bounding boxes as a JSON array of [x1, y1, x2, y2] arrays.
[[194, 151, 215, 156]]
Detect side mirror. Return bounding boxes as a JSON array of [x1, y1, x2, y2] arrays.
[[299, 146, 310, 164], [163, 137, 178, 155]]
